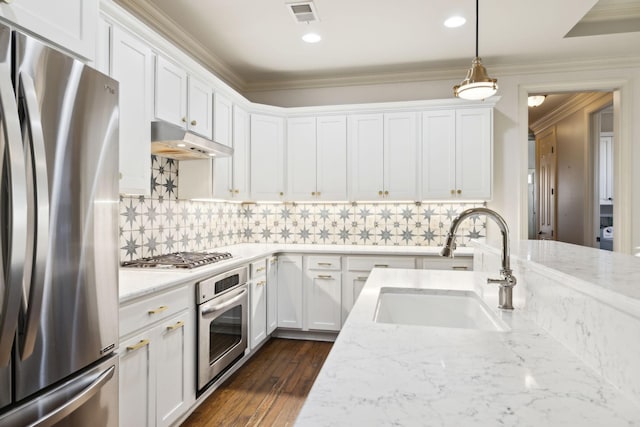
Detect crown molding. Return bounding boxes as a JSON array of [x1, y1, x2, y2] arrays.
[[112, 0, 246, 92], [529, 92, 613, 135]]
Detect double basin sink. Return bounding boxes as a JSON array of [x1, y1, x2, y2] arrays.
[[374, 287, 510, 332]]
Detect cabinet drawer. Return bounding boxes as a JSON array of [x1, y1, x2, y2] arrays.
[[306, 256, 341, 271], [120, 286, 190, 338], [251, 259, 267, 278], [422, 256, 473, 271], [346, 256, 415, 271]]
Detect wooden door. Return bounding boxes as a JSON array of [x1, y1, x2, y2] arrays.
[[536, 127, 557, 240]]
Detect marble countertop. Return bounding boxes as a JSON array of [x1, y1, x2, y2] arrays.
[[295, 268, 640, 426], [474, 240, 640, 317], [119, 243, 473, 303]]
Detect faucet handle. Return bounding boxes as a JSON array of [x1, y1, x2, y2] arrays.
[[487, 270, 517, 287]]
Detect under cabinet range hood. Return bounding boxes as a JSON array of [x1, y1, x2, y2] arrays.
[[150, 120, 233, 160]]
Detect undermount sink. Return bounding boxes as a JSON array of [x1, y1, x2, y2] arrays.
[[374, 287, 510, 332]]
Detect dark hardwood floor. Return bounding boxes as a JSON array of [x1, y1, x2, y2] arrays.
[[182, 338, 333, 427]]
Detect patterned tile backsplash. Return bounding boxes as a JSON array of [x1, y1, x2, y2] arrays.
[[119, 156, 486, 262]]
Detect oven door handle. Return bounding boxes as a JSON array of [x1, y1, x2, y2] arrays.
[[200, 288, 247, 317]]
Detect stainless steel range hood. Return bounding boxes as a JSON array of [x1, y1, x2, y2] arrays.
[[150, 121, 233, 160]]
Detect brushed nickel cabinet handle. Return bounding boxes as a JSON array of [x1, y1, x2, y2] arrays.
[[126, 339, 150, 352], [316, 275, 334, 280], [148, 305, 168, 315], [317, 262, 332, 266], [452, 266, 469, 270], [357, 276, 368, 281], [256, 280, 266, 286], [166, 321, 185, 331], [373, 264, 389, 268]]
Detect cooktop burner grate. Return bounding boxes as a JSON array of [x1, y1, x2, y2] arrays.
[[121, 251, 233, 269]]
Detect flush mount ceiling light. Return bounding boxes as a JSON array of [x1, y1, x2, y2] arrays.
[[444, 16, 466, 28], [302, 32, 322, 43], [453, 0, 497, 100], [527, 95, 547, 107]]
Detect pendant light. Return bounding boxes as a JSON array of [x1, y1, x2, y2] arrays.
[[453, 0, 497, 100]]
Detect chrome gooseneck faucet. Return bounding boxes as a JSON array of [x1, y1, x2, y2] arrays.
[[440, 207, 517, 310]]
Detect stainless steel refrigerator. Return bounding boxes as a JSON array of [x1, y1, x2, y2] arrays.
[[0, 22, 119, 426]]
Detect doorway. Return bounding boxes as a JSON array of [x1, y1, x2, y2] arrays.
[[527, 91, 614, 248]]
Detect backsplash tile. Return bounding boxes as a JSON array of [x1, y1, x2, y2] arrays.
[[119, 156, 486, 262]]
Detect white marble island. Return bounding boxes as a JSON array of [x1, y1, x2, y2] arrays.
[[296, 242, 640, 426]]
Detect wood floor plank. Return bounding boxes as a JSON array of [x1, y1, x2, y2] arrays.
[[182, 338, 332, 427]]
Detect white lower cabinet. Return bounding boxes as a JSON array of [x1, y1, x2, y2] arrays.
[[250, 259, 268, 350], [304, 256, 342, 331], [343, 256, 416, 324], [119, 287, 195, 427], [421, 256, 473, 271], [277, 255, 303, 329], [267, 257, 278, 334]]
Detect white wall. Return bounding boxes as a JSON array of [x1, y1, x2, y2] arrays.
[[245, 66, 640, 256]]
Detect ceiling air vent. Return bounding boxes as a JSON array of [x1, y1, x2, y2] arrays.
[[287, 1, 319, 23]]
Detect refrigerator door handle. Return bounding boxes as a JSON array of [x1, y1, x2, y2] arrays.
[[29, 365, 115, 427], [0, 39, 28, 367], [17, 73, 50, 361]]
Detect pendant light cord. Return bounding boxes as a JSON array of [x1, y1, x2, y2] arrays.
[[475, 0, 479, 57]]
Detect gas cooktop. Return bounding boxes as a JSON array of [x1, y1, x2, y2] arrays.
[[121, 251, 233, 269]]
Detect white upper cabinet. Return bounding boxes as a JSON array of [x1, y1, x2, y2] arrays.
[[349, 112, 418, 200], [287, 117, 318, 201], [154, 56, 188, 128], [111, 26, 153, 195], [0, 0, 97, 60], [188, 76, 213, 139], [349, 114, 384, 200], [422, 108, 492, 200], [232, 105, 250, 199], [155, 55, 214, 138], [316, 115, 348, 200], [251, 114, 285, 200], [384, 112, 419, 200], [212, 93, 233, 198]]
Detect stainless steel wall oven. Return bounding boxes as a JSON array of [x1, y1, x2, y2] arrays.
[[197, 266, 248, 393]]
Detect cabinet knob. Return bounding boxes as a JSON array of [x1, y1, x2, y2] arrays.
[[279, 192, 284, 196], [256, 280, 266, 286], [191, 119, 197, 126], [378, 190, 383, 196], [311, 191, 316, 196], [229, 189, 234, 193], [316, 191, 321, 196], [450, 189, 455, 195], [384, 190, 389, 196], [181, 117, 186, 123], [457, 189, 462, 195], [234, 189, 240, 194]]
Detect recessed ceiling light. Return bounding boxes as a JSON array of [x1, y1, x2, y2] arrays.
[[302, 32, 322, 43], [177, 143, 186, 147], [444, 16, 466, 28]]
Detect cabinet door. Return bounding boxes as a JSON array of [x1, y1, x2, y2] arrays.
[[119, 332, 155, 427], [317, 115, 347, 200], [156, 311, 193, 427], [95, 16, 110, 75], [0, 0, 97, 60], [213, 93, 233, 199], [266, 257, 278, 334], [277, 255, 303, 329], [232, 105, 250, 199], [306, 271, 342, 332], [250, 278, 267, 349], [111, 26, 153, 195], [421, 110, 456, 199], [455, 108, 492, 199], [342, 272, 369, 325], [384, 112, 418, 200], [287, 117, 317, 201], [349, 114, 384, 200], [251, 114, 285, 200], [155, 56, 188, 128], [188, 76, 213, 138]]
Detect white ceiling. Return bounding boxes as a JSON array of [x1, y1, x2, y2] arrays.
[[118, 0, 640, 92]]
